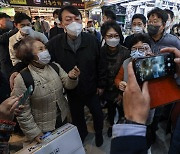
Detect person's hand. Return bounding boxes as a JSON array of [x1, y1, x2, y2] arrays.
[[0, 96, 22, 121], [34, 132, 44, 143], [161, 47, 180, 62], [161, 47, 180, 74], [123, 62, 150, 125], [68, 66, 80, 79], [118, 81, 127, 91], [96, 88, 104, 96], [10, 72, 19, 90]]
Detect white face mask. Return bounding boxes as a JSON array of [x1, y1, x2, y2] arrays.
[[87, 27, 95, 32], [106, 38, 120, 47], [132, 26, 143, 34], [37, 50, 51, 65], [66, 22, 83, 37], [20, 26, 34, 37], [20, 26, 33, 35], [130, 50, 145, 59]]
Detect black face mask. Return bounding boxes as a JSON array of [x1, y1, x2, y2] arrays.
[[147, 25, 160, 36]]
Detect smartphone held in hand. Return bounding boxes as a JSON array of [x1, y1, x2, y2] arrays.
[[133, 53, 176, 83], [16, 85, 33, 107]]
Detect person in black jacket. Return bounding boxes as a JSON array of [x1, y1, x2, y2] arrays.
[[100, 21, 130, 137], [0, 71, 10, 103], [0, 13, 18, 79], [49, 21, 64, 39], [49, 9, 64, 39], [46, 6, 106, 147]]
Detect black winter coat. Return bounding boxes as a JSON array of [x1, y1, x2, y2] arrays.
[[46, 32, 107, 96]]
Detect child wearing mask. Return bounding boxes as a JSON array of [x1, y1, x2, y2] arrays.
[[100, 21, 130, 137]]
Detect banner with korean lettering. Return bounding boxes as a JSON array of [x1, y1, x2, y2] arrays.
[[9, 0, 85, 9], [10, 0, 27, 5]]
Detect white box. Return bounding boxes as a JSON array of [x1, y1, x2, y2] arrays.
[[16, 123, 85, 154]]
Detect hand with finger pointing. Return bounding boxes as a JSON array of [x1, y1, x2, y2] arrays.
[[68, 66, 80, 79]]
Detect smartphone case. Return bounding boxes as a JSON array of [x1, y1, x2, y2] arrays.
[[149, 76, 180, 108]]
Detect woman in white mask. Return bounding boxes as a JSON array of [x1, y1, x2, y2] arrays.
[[11, 37, 80, 144], [100, 21, 130, 137]]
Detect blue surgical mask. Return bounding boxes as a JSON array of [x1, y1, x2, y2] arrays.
[[130, 50, 145, 59]]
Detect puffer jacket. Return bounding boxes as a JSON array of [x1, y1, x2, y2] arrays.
[[11, 63, 78, 140]]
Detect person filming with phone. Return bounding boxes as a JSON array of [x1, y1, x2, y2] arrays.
[[110, 47, 180, 154], [11, 37, 80, 144]]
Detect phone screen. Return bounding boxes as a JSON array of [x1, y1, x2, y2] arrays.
[[134, 53, 175, 82]]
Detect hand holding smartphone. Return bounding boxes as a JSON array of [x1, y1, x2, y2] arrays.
[[132, 53, 180, 109], [133, 53, 176, 83], [16, 85, 33, 108]]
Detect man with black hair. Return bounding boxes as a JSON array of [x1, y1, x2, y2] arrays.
[[146, 7, 180, 145], [46, 5, 106, 147], [124, 14, 146, 49], [147, 7, 180, 54], [86, 20, 101, 42], [0, 13, 17, 79], [53, 9, 60, 25], [34, 16, 42, 32], [49, 9, 64, 39], [102, 9, 116, 23], [40, 16, 50, 38], [164, 9, 174, 34], [9, 12, 48, 66]]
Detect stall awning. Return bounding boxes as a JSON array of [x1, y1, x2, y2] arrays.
[[0, 0, 10, 6], [9, 0, 85, 9]]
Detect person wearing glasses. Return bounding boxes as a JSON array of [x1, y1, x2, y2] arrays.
[[100, 21, 130, 137], [146, 7, 180, 54]]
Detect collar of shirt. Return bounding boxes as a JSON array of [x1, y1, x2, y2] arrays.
[[64, 32, 89, 52], [67, 33, 81, 53]]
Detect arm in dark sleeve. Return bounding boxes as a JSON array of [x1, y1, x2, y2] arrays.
[[97, 46, 107, 89], [0, 29, 18, 43], [169, 115, 180, 154], [123, 35, 133, 50], [12, 62, 28, 73], [111, 136, 147, 154], [110, 124, 148, 154], [46, 38, 56, 62]]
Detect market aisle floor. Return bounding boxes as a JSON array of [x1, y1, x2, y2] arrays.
[[10, 108, 171, 154]]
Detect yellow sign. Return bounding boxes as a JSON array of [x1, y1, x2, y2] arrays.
[[10, 0, 27, 5], [0, 8, 15, 16]]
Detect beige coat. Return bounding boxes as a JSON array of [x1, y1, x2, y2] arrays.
[[9, 30, 48, 66], [11, 63, 78, 140]]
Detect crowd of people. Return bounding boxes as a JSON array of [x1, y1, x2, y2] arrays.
[[0, 5, 180, 154]]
